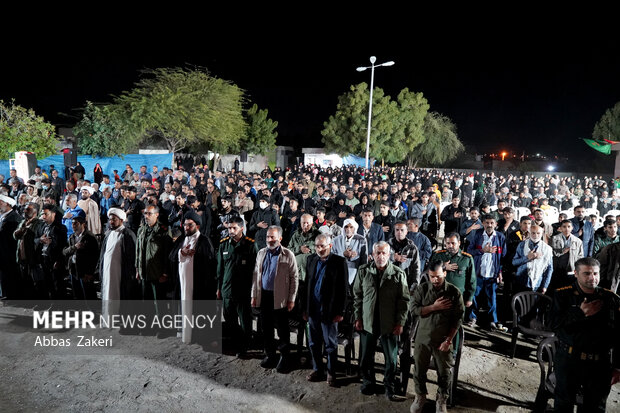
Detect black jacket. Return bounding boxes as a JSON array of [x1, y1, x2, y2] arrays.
[[304, 253, 348, 323], [63, 230, 99, 278], [168, 233, 217, 300]]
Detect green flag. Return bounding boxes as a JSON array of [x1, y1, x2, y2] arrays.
[[583, 138, 611, 155]]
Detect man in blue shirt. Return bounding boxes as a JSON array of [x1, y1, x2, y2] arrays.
[[303, 234, 348, 386], [61, 194, 83, 239], [251, 226, 299, 373]]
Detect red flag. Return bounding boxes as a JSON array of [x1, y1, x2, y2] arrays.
[[603, 138, 620, 145]]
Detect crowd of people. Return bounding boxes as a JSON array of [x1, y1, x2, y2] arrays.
[[0, 161, 619, 412]]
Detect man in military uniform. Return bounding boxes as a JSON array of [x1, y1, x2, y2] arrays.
[[136, 205, 173, 335], [217, 216, 256, 357], [287, 213, 321, 282], [430, 232, 476, 325], [550, 257, 620, 412], [387, 221, 421, 395], [353, 241, 409, 401], [410, 261, 464, 413]]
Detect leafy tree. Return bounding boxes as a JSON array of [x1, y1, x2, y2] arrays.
[[396, 88, 430, 156], [108, 67, 246, 153], [242, 104, 278, 155], [592, 101, 620, 142], [408, 111, 464, 167], [73, 101, 137, 157], [321, 83, 405, 162], [321, 83, 430, 164], [0, 99, 60, 160]]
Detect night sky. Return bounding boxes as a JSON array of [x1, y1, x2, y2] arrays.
[[3, 10, 620, 162]]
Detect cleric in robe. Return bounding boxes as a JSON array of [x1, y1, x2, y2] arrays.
[[98, 207, 137, 319], [168, 210, 217, 344]]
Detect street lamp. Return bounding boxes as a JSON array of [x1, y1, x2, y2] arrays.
[[356, 56, 395, 170]]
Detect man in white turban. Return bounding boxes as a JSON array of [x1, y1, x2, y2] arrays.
[[98, 208, 137, 322], [331, 218, 368, 284], [78, 186, 101, 236]]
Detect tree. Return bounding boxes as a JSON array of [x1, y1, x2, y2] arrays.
[[592, 101, 620, 142], [73, 101, 137, 157], [242, 104, 278, 155], [0, 99, 60, 160], [108, 67, 247, 153], [321, 83, 405, 162], [321, 83, 430, 164], [395, 88, 430, 157], [408, 112, 464, 167]]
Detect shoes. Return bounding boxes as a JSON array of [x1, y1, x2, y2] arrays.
[[495, 323, 508, 332], [306, 370, 326, 382], [327, 373, 337, 387], [489, 322, 498, 331], [275, 355, 289, 373], [360, 384, 375, 395], [435, 393, 448, 413], [410, 393, 427, 413], [260, 355, 278, 369], [385, 391, 401, 401], [466, 318, 477, 328]]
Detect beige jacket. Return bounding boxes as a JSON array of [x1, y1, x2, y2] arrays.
[[252, 246, 299, 309], [551, 233, 584, 273]]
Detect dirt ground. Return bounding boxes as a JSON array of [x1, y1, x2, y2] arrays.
[[2, 303, 619, 413]]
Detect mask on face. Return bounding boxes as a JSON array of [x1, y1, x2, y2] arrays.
[[259, 201, 268, 210]]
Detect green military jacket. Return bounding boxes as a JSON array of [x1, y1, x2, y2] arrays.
[[136, 222, 172, 282], [288, 226, 321, 256], [411, 280, 464, 346], [430, 249, 476, 303], [216, 235, 256, 299], [593, 234, 620, 258], [353, 261, 410, 336]]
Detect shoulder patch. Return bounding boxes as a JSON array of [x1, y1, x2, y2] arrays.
[[435, 250, 446, 254], [220, 237, 229, 243], [245, 236, 255, 243], [462, 252, 473, 257], [556, 285, 573, 292]]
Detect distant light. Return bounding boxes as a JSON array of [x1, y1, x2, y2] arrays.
[[547, 165, 555, 171], [501, 151, 507, 161], [381, 61, 395, 67], [356, 67, 367, 72], [536, 153, 540, 157]]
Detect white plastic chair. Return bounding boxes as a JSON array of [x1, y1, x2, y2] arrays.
[[515, 207, 532, 221], [543, 206, 559, 225]]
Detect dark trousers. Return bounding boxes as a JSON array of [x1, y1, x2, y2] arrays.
[[142, 279, 171, 332], [359, 330, 399, 394], [554, 350, 611, 412], [223, 296, 252, 352], [472, 275, 498, 323], [71, 275, 97, 300], [308, 315, 338, 375], [400, 314, 415, 393], [260, 289, 290, 356]]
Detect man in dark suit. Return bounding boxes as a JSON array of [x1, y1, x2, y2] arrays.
[[303, 233, 348, 386], [62, 211, 100, 300], [570, 205, 594, 257]]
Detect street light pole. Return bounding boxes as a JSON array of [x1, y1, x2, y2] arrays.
[[356, 56, 394, 171]]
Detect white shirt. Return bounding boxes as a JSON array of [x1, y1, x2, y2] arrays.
[[480, 231, 496, 278]]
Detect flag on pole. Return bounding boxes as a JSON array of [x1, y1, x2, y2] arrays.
[[603, 138, 620, 145], [583, 138, 612, 155]]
